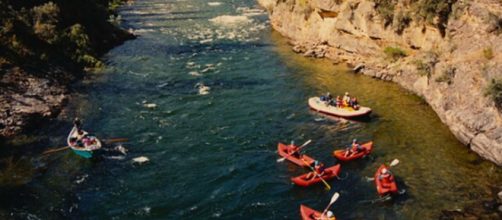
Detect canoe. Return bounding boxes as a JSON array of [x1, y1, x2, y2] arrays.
[[277, 143, 315, 167], [374, 164, 398, 196], [300, 204, 335, 220], [333, 141, 373, 161], [308, 97, 371, 118], [67, 126, 102, 159], [291, 164, 341, 187]]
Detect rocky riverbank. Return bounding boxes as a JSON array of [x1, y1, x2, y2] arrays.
[[0, 0, 134, 138], [258, 0, 502, 165]]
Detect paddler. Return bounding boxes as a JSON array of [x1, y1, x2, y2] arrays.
[[344, 139, 364, 157], [306, 161, 330, 180], [287, 141, 301, 158], [342, 92, 350, 107], [378, 168, 395, 188]]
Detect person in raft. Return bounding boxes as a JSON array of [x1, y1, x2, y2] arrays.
[[286, 141, 301, 158], [342, 92, 351, 107], [313, 211, 335, 220], [378, 168, 395, 188], [335, 96, 342, 108], [345, 139, 364, 157], [349, 97, 360, 110], [307, 161, 331, 180]]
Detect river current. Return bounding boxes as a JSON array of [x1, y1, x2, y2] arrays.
[[0, 0, 501, 219]]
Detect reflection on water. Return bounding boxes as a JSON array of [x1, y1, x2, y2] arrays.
[[0, 0, 500, 219]]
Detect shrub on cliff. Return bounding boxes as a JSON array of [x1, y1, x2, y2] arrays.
[[384, 46, 407, 61], [32, 2, 60, 44], [485, 79, 502, 109]]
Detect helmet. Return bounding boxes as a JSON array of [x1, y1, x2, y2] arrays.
[[314, 160, 319, 166], [345, 92, 349, 95], [352, 139, 357, 143], [326, 211, 334, 217], [382, 168, 388, 174]]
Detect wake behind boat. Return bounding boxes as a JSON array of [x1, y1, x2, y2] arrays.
[[308, 97, 371, 118], [67, 125, 102, 159]]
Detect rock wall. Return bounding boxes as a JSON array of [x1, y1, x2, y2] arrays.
[[259, 0, 502, 165]]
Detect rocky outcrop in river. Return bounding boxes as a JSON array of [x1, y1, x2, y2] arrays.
[[258, 0, 502, 165]]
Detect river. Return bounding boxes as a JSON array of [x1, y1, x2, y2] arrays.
[[0, 0, 501, 219]]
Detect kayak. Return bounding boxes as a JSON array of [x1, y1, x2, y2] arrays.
[[300, 204, 335, 220], [374, 164, 398, 196], [308, 97, 371, 118], [291, 164, 341, 187], [277, 142, 315, 168], [67, 126, 102, 159], [333, 141, 373, 161]]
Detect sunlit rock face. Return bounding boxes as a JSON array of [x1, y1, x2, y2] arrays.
[[259, 0, 502, 165]]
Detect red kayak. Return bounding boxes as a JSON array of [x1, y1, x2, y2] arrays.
[[291, 164, 341, 187], [277, 143, 315, 167], [374, 164, 398, 196], [299, 205, 323, 220], [333, 141, 373, 161]]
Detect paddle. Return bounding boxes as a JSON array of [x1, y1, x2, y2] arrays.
[[301, 159, 331, 190], [366, 158, 399, 181], [320, 192, 340, 218], [42, 138, 129, 155], [277, 139, 312, 162]]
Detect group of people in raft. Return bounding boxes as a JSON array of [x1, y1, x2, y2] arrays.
[[283, 139, 396, 220], [320, 92, 360, 110]]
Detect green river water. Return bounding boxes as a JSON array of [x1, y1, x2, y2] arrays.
[[0, 0, 501, 219]]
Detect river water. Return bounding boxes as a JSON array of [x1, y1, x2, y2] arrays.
[[1, 0, 501, 219]]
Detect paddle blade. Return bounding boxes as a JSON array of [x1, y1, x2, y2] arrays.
[[276, 157, 286, 162], [329, 192, 340, 205], [390, 159, 400, 167]]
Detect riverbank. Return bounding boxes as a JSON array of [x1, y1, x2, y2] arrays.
[[258, 0, 502, 165], [0, 0, 135, 139]]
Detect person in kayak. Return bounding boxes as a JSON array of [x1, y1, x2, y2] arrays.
[[286, 141, 301, 158], [306, 161, 331, 180], [314, 211, 335, 220], [344, 139, 364, 157], [378, 168, 395, 188]]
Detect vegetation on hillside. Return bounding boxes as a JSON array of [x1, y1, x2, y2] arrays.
[[485, 79, 502, 109], [0, 0, 133, 74], [373, 0, 457, 36]]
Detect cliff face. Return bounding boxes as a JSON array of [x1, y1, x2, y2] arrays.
[[259, 0, 502, 165]]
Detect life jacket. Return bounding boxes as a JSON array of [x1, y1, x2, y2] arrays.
[[315, 164, 325, 174], [380, 172, 394, 184]]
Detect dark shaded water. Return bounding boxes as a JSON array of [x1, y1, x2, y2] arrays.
[[1, 0, 501, 219]]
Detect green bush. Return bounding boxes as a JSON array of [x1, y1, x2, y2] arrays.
[[32, 2, 60, 43], [485, 79, 502, 109], [483, 47, 494, 60], [384, 46, 407, 61], [374, 0, 395, 27]]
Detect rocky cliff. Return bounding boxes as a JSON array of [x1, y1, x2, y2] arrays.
[[258, 0, 502, 165], [0, 0, 134, 137]]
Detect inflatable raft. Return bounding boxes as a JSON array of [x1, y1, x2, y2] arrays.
[[277, 142, 315, 168], [333, 141, 373, 161], [291, 164, 341, 187], [308, 97, 371, 118]]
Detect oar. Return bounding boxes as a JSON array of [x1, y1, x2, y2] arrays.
[[277, 139, 312, 162], [320, 192, 340, 218], [301, 159, 331, 190], [42, 146, 70, 155], [366, 158, 400, 181]]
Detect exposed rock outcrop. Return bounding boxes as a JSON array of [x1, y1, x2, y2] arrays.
[[259, 0, 502, 165]]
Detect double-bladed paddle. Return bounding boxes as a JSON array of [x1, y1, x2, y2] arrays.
[[277, 139, 312, 162]]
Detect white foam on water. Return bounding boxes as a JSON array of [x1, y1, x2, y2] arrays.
[[208, 2, 222, 6], [209, 15, 252, 27], [189, 71, 202, 76], [75, 174, 88, 184]]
